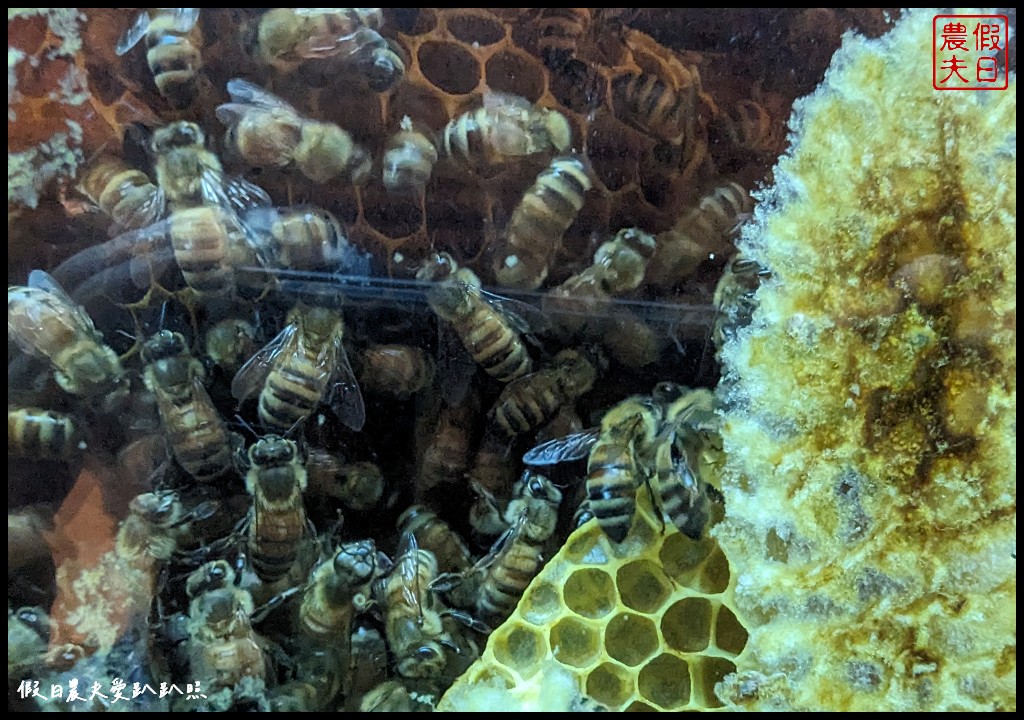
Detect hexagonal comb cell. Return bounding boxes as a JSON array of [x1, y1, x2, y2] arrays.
[[446, 12, 506, 47], [492, 623, 545, 677], [521, 581, 563, 626], [417, 41, 481, 95], [695, 655, 737, 708], [661, 596, 713, 653], [586, 662, 635, 709], [638, 653, 692, 710], [563, 568, 617, 619], [485, 50, 547, 103], [714, 605, 749, 655], [549, 616, 600, 668], [696, 547, 731, 594], [605, 612, 659, 667], [659, 531, 718, 582], [617, 559, 672, 614]]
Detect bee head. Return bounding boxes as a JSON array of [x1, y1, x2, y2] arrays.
[[399, 642, 446, 678], [334, 539, 377, 584], [141, 330, 186, 363], [152, 121, 204, 153], [417, 252, 456, 282], [186, 560, 234, 598], [131, 491, 180, 526], [249, 435, 295, 466]]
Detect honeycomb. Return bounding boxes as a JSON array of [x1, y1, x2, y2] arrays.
[[438, 490, 749, 712]]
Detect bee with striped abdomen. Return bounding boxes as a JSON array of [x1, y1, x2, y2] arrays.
[[141, 330, 235, 482], [232, 302, 366, 433], [298, 539, 380, 646], [243, 434, 311, 584], [490, 348, 601, 439], [712, 254, 768, 360], [242, 205, 369, 274], [440, 92, 572, 171], [217, 79, 371, 185], [375, 533, 449, 679], [78, 153, 162, 236], [382, 116, 438, 195], [398, 505, 475, 576], [492, 155, 593, 290], [8, 406, 85, 461], [533, 8, 591, 67], [611, 68, 701, 147], [8, 270, 129, 412], [252, 8, 404, 91], [647, 181, 754, 289], [185, 559, 267, 691], [116, 9, 203, 109], [524, 394, 662, 543], [416, 252, 538, 384]]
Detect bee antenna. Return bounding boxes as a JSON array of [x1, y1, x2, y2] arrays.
[[116, 329, 138, 341], [234, 414, 259, 438]]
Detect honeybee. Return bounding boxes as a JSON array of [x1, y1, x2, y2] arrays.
[[382, 116, 438, 195], [185, 560, 267, 690], [253, 8, 404, 91], [242, 434, 310, 584], [205, 317, 258, 376], [439, 92, 572, 170], [217, 78, 371, 185], [440, 472, 562, 628], [416, 252, 536, 383], [141, 330, 235, 482], [650, 384, 723, 540], [417, 396, 478, 498], [492, 155, 593, 290], [78, 153, 162, 235], [375, 533, 449, 679], [716, 99, 777, 154], [8, 270, 128, 412], [305, 450, 384, 511], [48, 490, 218, 658], [241, 205, 370, 273], [298, 539, 380, 646], [8, 405, 86, 461], [149, 120, 271, 212], [358, 343, 434, 399], [232, 302, 366, 433], [647, 181, 754, 289], [116, 9, 203, 109], [533, 8, 592, 67], [544, 228, 657, 337], [611, 68, 700, 146], [712, 255, 768, 357], [490, 348, 601, 438], [398, 505, 475, 575], [524, 394, 662, 543]]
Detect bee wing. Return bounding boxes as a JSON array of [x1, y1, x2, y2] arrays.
[[224, 78, 299, 114], [522, 428, 600, 466], [199, 166, 272, 214], [107, 186, 166, 238], [231, 323, 298, 402], [25, 271, 97, 331], [116, 11, 152, 55], [325, 339, 366, 432], [478, 288, 552, 336]]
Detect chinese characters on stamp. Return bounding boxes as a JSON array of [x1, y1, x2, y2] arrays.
[[933, 15, 1009, 90]]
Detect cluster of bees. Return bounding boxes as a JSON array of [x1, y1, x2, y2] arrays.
[[8, 7, 773, 713]]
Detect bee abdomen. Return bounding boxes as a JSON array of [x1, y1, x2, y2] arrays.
[[535, 9, 591, 66], [250, 516, 304, 582], [163, 404, 232, 481], [493, 385, 561, 437], [613, 72, 687, 145], [587, 467, 637, 543], [494, 156, 591, 290], [8, 406, 84, 461], [259, 362, 322, 430], [461, 307, 532, 382], [478, 541, 542, 625]]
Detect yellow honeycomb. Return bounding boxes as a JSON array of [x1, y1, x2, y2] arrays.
[[438, 492, 749, 711]]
